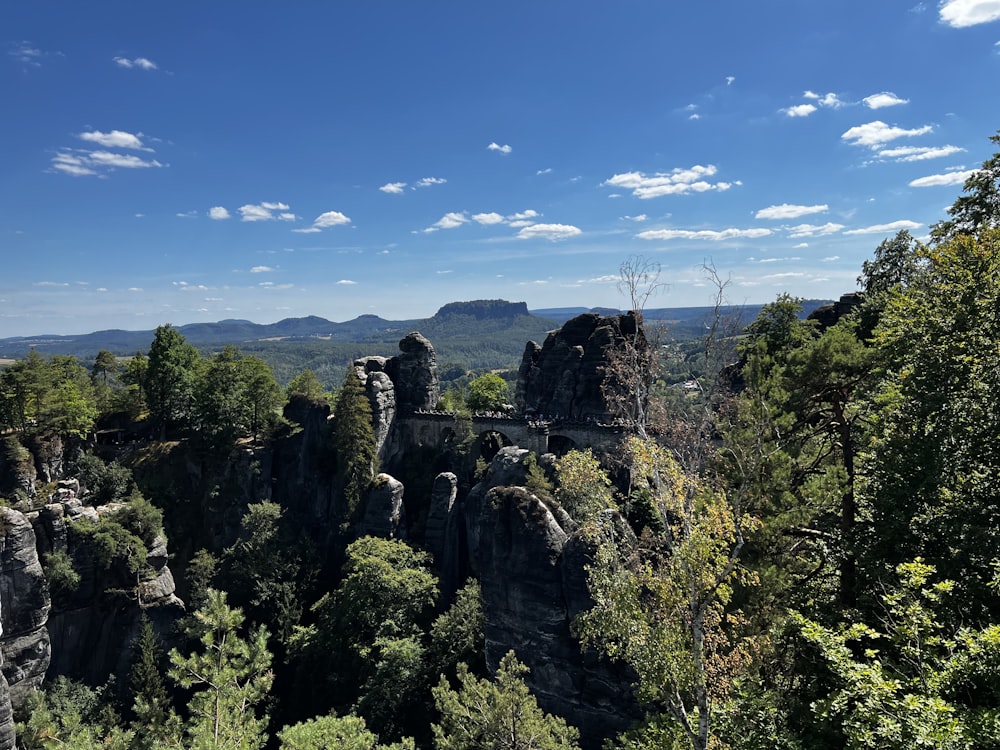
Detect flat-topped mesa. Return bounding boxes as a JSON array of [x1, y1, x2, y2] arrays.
[[516, 311, 644, 421], [434, 299, 529, 320]]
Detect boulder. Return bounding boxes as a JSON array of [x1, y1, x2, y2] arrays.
[[388, 332, 440, 413]]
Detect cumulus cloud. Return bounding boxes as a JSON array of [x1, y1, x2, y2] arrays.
[[604, 165, 739, 199], [9, 41, 60, 68], [755, 203, 828, 220], [487, 142, 512, 154], [841, 120, 934, 148], [843, 220, 922, 235], [239, 201, 295, 222], [472, 212, 505, 225], [876, 144, 964, 161], [804, 90, 848, 108], [636, 227, 772, 241], [379, 182, 406, 194], [908, 169, 976, 187], [424, 212, 469, 232], [337, 279, 357, 285], [208, 206, 230, 220], [624, 214, 649, 222], [250, 266, 273, 273], [516, 223, 582, 240], [78, 129, 148, 150], [313, 210, 351, 228], [864, 91, 909, 109], [784, 104, 818, 118], [537, 168, 552, 175], [939, 0, 1000, 27], [416, 176, 446, 188], [113, 56, 158, 70], [787, 222, 846, 238]]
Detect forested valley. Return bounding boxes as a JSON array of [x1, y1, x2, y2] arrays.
[[2, 132, 1000, 749]]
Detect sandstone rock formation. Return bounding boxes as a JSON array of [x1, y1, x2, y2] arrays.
[[0, 603, 13, 750], [0, 508, 51, 706], [360, 473, 406, 539], [458, 447, 637, 746], [516, 312, 642, 421], [0, 437, 36, 502], [808, 292, 863, 330]]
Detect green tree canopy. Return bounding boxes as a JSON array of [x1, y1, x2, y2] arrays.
[[466, 373, 509, 412]]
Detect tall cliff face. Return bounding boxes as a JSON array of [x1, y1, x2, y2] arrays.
[[459, 447, 637, 746], [0, 508, 51, 707], [516, 312, 641, 420], [0, 599, 13, 750]]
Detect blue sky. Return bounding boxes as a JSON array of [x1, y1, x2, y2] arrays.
[[2, 1, 999, 337]]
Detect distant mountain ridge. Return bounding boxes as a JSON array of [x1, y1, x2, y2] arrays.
[[0, 298, 834, 359]]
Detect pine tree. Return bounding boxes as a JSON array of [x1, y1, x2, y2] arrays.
[[168, 589, 273, 750], [334, 366, 378, 519]]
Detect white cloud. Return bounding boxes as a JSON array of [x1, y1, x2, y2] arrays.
[[841, 120, 934, 148], [939, 0, 1000, 27], [784, 104, 818, 118], [689, 113, 701, 121], [755, 203, 828, 220], [537, 168, 552, 175], [583, 275, 620, 284], [250, 266, 274, 273], [34, 281, 70, 287], [291, 227, 321, 234], [487, 142, 512, 154], [113, 56, 158, 70], [88, 151, 162, 169], [864, 91, 909, 109], [379, 182, 406, 194], [176, 210, 198, 219], [726, 75, 736, 85], [794, 243, 810, 249], [624, 214, 649, 222], [239, 201, 294, 222], [908, 169, 976, 187], [416, 176, 446, 188], [804, 90, 847, 108], [50, 153, 98, 177], [787, 222, 845, 237], [472, 212, 505, 225], [336, 279, 357, 285], [876, 144, 964, 161], [843, 220, 922, 235], [208, 206, 230, 220], [604, 165, 739, 199], [516, 223, 582, 240], [424, 212, 469, 232], [313, 210, 351, 228], [508, 210, 539, 221], [822, 255, 839, 261], [78, 129, 148, 150], [636, 227, 772, 241]]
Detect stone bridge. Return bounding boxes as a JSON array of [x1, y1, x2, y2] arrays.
[[396, 410, 627, 459]]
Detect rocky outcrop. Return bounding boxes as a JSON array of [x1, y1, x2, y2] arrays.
[[356, 333, 441, 467], [0, 437, 36, 502], [360, 473, 406, 539], [0, 508, 51, 707], [516, 312, 643, 421], [387, 332, 440, 413], [29, 499, 183, 687], [425, 472, 463, 597], [807, 292, 863, 331], [460, 447, 637, 746]]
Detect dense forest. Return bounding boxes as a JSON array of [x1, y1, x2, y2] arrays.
[[3, 131, 1000, 749]]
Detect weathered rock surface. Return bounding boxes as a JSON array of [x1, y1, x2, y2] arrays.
[[360, 473, 406, 539], [0, 601, 14, 750], [0, 437, 36, 502], [0, 508, 51, 706], [516, 312, 643, 421], [425, 472, 463, 596], [460, 447, 637, 747], [387, 332, 440, 413], [30, 500, 184, 687]]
